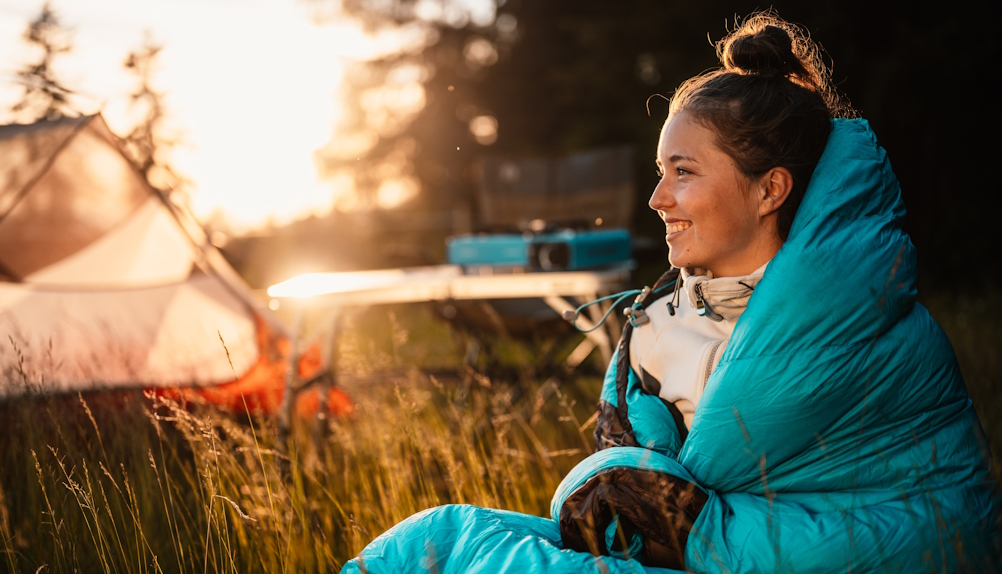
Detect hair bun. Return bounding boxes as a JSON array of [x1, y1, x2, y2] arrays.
[[722, 25, 798, 77]]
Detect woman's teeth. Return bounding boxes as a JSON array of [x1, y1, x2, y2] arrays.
[[666, 221, 691, 234]]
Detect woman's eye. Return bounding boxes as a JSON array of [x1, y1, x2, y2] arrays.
[[676, 167, 690, 176]]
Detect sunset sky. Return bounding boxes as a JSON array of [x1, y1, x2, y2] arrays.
[[0, 0, 492, 231]]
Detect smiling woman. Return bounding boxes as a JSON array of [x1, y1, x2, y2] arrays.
[[340, 11, 1001, 574]]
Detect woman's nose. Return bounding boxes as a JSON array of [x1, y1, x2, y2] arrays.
[[649, 179, 674, 211]]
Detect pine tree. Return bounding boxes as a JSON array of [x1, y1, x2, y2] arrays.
[[121, 33, 183, 192], [11, 2, 76, 122]]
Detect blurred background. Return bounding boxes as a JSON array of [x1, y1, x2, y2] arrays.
[[3, 0, 998, 421], [2, 0, 999, 289]]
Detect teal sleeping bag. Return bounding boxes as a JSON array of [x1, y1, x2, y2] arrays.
[[341, 120, 1000, 572]]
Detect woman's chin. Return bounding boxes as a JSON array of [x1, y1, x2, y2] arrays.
[[667, 255, 690, 270], [666, 247, 693, 271]]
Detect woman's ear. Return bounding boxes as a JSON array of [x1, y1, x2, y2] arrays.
[[757, 167, 794, 218]]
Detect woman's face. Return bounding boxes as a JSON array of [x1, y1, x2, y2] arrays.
[[649, 111, 782, 277]]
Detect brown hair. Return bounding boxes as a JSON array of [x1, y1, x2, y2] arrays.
[[669, 12, 854, 239]]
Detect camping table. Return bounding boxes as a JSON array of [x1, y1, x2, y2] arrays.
[[266, 264, 633, 429]]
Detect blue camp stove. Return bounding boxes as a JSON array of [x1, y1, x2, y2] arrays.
[[446, 228, 632, 272]]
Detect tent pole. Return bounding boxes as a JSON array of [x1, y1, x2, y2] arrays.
[[278, 305, 303, 440], [313, 311, 342, 449]]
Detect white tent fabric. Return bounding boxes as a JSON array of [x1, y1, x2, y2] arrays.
[[0, 276, 257, 394], [0, 115, 272, 398], [24, 197, 195, 286]]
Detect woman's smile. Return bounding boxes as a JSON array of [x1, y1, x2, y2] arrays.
[[664, 220, 692, 237]]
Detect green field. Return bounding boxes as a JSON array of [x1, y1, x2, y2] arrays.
[[1, 288, 999, 572]]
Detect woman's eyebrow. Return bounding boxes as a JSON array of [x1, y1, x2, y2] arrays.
[[669, 154, 696, 163]]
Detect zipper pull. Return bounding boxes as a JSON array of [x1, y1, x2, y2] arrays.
[[694, 283, 707, 316]]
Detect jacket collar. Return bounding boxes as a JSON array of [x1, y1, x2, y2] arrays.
[[681, 263, 769, 322]]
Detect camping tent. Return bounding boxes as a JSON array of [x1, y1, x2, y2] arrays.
[[0, 114, 346, 415]]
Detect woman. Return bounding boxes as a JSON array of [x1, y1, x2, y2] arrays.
[[591, 16, 836, 454], [343, 13, 1000, 573]]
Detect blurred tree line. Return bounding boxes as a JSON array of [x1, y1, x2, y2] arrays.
[[10, 1, 75, 122], [9, 2, 183, 195], [319, 0, 1001, 288]]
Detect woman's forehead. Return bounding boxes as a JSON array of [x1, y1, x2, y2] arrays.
[[658, 112, 711, 160]]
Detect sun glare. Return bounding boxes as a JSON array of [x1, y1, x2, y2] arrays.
[[376, 177, 420, 209], [267, 269, 409, 298], [0, 0, 433, 233], [469, 114, 498, 145]]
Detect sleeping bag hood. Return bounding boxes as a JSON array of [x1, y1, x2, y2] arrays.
[[342, 119, 1001, 573]]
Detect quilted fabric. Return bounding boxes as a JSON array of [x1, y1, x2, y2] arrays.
[[341, 119, 1000, 573]]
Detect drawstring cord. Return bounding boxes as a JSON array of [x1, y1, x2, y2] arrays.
[[666, 270, 682, 316], [560, 288, 643, 332], [561, 276, 679, 333]]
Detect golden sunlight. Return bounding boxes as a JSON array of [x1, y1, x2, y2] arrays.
[[267, 269, 411, 298], [0, 0, 426, 232]]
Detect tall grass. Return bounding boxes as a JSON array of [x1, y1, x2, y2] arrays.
[[920, 285, 1002, 471], [1, 289, 999, 572], [0, 304, 602, 572]]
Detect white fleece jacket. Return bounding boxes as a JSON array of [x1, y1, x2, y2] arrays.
[[629, 264, 767, 428]]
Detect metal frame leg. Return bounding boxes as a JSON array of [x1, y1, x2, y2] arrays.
[[542, 294, 611, 370]]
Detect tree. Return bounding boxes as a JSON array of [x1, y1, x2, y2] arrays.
[[318, 0, 715, 228], [316, 0, 511, 213], [11, 2, 77, 122], [318, 0, 1001, 282], [120, 33, 184, 193]]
